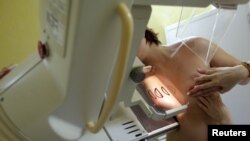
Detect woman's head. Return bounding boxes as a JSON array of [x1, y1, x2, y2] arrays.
[[137, 28, 161, 61], [145, 28, 161, 46]]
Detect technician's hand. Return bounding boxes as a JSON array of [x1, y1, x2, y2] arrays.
[[196, 96, 232, 124], [187, 66, 246, 96], [0, 64, 17, 79]]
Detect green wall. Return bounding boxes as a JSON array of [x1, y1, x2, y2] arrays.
[[0, 0, 40, 68], [148, 5, 213, 44]]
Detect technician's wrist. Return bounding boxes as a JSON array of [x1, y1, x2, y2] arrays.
[[236, 64, 249, 79], [241, 62, 250, 78], [235, 63, 250, 84]]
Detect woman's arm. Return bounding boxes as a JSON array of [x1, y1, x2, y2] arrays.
[[209, 43, 250, 84]]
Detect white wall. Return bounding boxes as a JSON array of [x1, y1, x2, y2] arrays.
[[219, 3, 250, 124], [165, 3, 250, 124]]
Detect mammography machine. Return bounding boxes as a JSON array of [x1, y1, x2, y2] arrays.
[[0, 0, 249, 141]]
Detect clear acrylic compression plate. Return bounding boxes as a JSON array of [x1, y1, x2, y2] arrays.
[[171, 5, 237, 64]]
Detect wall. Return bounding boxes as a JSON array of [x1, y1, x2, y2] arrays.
[[147, 5, 212, 44], [0, 0, 40, 69], [219, 4, 250, 124]]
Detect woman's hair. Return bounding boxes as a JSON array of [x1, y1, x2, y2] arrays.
[[145, 28, 161, 46]]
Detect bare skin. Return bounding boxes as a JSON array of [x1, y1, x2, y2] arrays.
[[137, 36, 248, 141]]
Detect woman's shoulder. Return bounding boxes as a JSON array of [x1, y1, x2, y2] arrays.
[[183, 36, 210, 48], [167, 36, 211, 49], [182, 36, 216, 55]]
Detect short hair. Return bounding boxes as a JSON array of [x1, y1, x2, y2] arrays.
[[145, 28, 161, 46]]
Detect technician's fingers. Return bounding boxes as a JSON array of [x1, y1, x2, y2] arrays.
[[194, 75, 212, 85], [193, 81, 215, 91], [196, 97, 208, 112], [187, 81, 214, 96], [198, 97, 209, 107], [203, 96, 213, 104], [189, 86, 222, 97], [197, 68, 216, 75], [196, 101, 207, 112]]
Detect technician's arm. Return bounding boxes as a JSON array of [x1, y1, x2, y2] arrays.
[[187, 40, 250, 96]]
